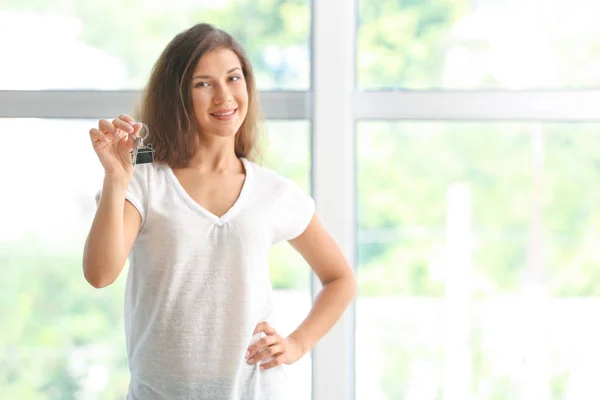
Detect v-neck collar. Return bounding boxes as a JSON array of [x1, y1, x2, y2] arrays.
[[163, 157, 253, 227]]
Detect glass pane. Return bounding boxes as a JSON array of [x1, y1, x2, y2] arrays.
[[356, 121, 600, 399], [1, 1, 309, 90], [0, 118, 311, 399], [358, 0, 600, 90], [265, 121, 313, 400]]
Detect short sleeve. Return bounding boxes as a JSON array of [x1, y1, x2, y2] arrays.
[[94, 166, 148, 224], [272, 178, 316, 243]]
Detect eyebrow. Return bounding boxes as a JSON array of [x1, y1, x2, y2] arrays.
[[192, 67, 242, 80]]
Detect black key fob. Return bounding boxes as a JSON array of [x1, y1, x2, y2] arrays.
[[135, 143, 154, 165], [131, 123, 155, 166]]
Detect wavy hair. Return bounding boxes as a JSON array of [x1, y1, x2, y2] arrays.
[[136, 23, 263, 168]]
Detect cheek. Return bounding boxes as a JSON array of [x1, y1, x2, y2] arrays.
[[236, 85, 249, 105], [237, 93, 249, 114], [192, 92, 209, 113]]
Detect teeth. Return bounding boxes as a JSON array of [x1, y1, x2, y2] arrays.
[[213, 110, 234, 116]]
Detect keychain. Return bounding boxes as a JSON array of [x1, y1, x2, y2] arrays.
[[131, 123, 155, 166]]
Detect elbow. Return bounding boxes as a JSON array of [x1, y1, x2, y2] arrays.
[[82, 262, 115, 289], [325, 270, 359, 300], [348, 273, 359, 299], [84, 271, 113, 289], [340, 268, 359, 301], [87, 277, 113, 289], [82, 247, 119, 288]]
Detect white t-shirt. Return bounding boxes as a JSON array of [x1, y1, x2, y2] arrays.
[[95, 158, 315, 400]]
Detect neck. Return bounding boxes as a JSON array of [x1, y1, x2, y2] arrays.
[[185, 135, 241, 173]]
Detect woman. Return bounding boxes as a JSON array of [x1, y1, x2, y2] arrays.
[[83, 23, 357, 400]]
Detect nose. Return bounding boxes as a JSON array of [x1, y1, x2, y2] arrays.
[[213, 83, 232, 105]]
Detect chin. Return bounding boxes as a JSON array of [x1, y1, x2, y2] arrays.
[[197, 121, 243, 139], [216, 130, 238, 138], [210, 126, 241, 138]]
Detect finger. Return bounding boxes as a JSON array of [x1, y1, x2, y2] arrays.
[[118, 114, 136, 126], [131, 123, 148, 146], [112, 118, 135, 134], [99, 119, 125, 141], [99, 119, 116, 137], [132, 122, 143, 137], [259, 355, 285, 371], [117, 135, 135, 166], [247, 336, 279, 359], [248, 344, 284, 365], [253, 321, 276, 336], [118, 131, 134, 151], [120, 125, 139, 150], [89, 128, 110, 143], [125, 131, 138, 150]]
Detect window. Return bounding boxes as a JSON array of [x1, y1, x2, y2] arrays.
[[358, 0, 600, 90], [356, 120, 600, 398], [1, 1, 310, 90]]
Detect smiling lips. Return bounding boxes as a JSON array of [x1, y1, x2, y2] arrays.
[[210, 108, 237, 121]]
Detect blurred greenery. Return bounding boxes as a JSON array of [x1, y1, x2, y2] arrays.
[[0, 0, 309, 90], [0, 237, 129, 399], [3, 0, 600, 399], [356, 121, 600, 397], [263, 121, 312, 292], [358, 0, 600, 89], [356, 122, 600, 298]]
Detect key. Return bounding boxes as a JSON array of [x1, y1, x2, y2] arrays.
[[131, 123, 155, 166], [135, 144, 154, 165]]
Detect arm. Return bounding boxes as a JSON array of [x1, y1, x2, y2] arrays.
[[286, 212, 358, 354], [83, 114, 144, 289], [247, 212, 357, 368], [82, 175, 142, 288]]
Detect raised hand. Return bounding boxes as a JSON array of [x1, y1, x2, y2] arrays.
[[89, 114, 143, 176]]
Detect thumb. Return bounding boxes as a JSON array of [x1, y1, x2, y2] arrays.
[[124, 131, 139, 151], [117, 134, 135, 162]]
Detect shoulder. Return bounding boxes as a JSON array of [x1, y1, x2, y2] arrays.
[[125, 162, 169, 202], [245, 160, 315, 243], [244, 159, 293, 190], [244, 159, 313, 210], [131, 161, 166, 185]]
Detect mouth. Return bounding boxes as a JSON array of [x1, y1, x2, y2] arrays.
[[210, 108, 237, 120]]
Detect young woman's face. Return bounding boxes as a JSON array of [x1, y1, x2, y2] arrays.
[[190, 48, 249, 140]]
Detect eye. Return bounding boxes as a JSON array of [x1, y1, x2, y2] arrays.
[[229, 75, 242, 82], [194, 81, 209, 88]]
